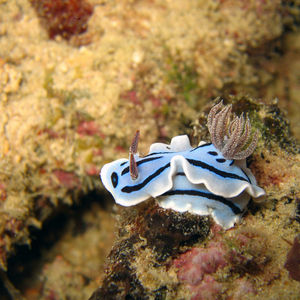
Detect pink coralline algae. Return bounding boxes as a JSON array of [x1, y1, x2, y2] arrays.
[[173, 242, 227, 299], [190, 275, 223, 300], [232, 278, 257, 299], [53, 170, 80, 189], [121, 90, 141, 105], [174, 242, 227, 285], [85, 165, 100, 176], [76, 121, 104, 137], [173, 226, 272, 299]]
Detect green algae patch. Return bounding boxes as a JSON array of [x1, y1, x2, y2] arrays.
[[166, 61, 200, 108]]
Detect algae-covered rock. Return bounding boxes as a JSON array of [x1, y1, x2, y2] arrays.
[[89, 200, 211, 300], [90, 97, 299, 300]]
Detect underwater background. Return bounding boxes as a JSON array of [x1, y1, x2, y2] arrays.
[[0, 1, 299, 299]]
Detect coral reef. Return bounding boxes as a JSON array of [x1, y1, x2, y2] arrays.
[[0, 0, 298, 298]]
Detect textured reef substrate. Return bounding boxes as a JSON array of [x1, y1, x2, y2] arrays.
[[90, 97, 300, 300]]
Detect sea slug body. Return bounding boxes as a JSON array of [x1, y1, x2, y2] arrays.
[[100, 102, 265, 229]]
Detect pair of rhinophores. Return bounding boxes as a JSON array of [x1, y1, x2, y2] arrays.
[[100, 101, 265, 229]]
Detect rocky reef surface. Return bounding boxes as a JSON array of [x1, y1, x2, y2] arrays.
[[90, 97, 300, 300], [0, 0, 299, 299]]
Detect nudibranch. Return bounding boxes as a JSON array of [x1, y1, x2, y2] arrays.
[[100, 101, 265, 229]]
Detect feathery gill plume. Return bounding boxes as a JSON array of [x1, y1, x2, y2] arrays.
[[207, 100, 258, 160]]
